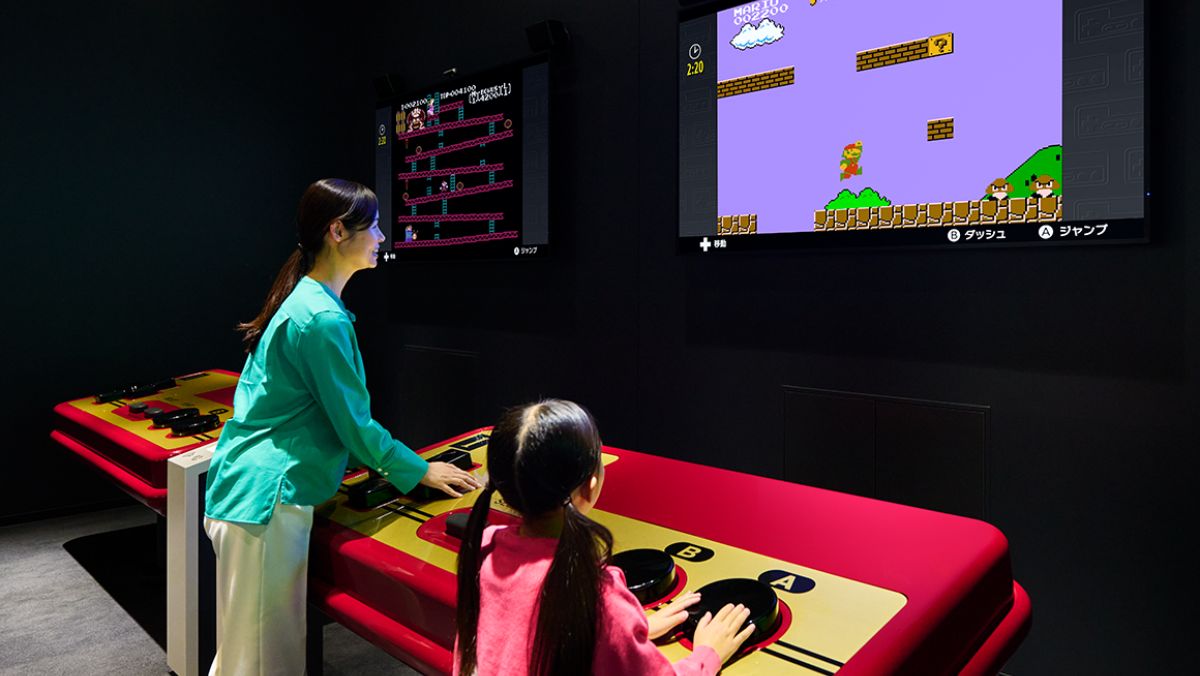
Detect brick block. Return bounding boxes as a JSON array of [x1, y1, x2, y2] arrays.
[[716, 66, 796, 99], [859, 34, 952, 72], [927, 117, 955, 141]]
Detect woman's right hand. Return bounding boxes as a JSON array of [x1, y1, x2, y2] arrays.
[[419, 461, 482, 498], [692, 603, 755, 665]]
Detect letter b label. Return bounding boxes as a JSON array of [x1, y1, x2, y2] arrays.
[[666, 542, 715, 562]]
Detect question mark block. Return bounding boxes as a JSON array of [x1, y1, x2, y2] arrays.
[[928, 32, 954, 57]]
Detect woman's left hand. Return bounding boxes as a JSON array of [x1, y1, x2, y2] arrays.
[[647, 591, 702, 640]]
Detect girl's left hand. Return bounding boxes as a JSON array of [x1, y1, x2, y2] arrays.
[[647, 591, 702, 640]]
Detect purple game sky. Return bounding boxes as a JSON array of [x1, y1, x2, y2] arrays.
[[717, 0, 1062, 233]]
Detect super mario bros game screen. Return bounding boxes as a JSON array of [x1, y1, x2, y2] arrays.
[[375, 58, 550, 260], [679, 0, 1146, 252]]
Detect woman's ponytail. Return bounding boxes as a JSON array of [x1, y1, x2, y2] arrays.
[[236, 247, 311, 353], [236, 178, 377, 353]]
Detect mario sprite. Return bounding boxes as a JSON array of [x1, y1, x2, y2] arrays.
[[839, 141, 863, 181]]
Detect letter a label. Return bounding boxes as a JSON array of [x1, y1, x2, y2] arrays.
[[757, 569, 816, 594]]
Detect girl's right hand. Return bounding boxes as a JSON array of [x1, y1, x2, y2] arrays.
[[419, 461, 482, 498], [692, 603, 755, 664]]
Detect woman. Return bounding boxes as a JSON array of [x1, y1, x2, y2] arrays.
[[204, 178, 480, 675]]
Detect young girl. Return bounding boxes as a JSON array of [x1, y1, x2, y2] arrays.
[[455, 400, 754, 675], [203, 178, 480, 675]]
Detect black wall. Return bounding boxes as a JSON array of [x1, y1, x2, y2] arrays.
[[3, 2, 380, 521], [6, 2, 1195, 674]]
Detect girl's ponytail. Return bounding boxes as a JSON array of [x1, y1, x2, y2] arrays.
[[529, 500, 614, 675], [454, 483, 497, 676]]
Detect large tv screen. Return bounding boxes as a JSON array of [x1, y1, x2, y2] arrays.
[[679, 0, 1146, 253], [375, 57, 550, 260]]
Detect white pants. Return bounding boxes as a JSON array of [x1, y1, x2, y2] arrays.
[[204, 503, 314, 676]]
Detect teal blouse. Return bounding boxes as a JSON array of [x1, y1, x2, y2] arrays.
[[205, 276, 427, 524]]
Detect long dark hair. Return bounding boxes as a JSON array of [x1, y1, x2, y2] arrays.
[[237, 178, 378, 352], [456, 400, 614, 676]]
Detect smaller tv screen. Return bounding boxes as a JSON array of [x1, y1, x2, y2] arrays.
[[374, 57, 550, 260]]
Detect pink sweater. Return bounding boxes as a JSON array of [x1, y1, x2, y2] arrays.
[[454, 525, 721, 676]]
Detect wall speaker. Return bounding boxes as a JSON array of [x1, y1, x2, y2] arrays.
[[526, 19, 569, 53], [373, 73, 402, 99]]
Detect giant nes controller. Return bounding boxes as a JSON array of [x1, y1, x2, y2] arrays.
[[310, 428, 1030, 675], [51, 369, 239, 514]]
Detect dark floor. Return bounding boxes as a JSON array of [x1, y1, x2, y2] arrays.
[[0, 505, 416, 675]]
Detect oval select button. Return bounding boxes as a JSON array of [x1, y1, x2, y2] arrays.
[[757, 569, 816, 594]]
